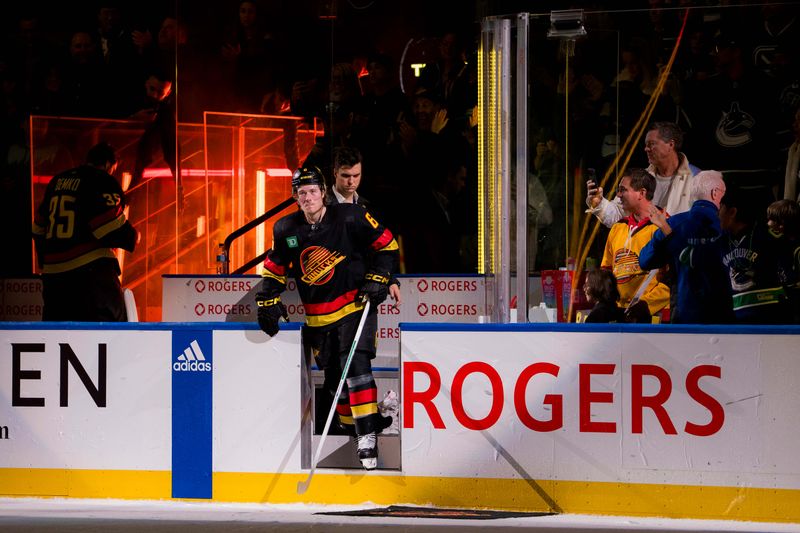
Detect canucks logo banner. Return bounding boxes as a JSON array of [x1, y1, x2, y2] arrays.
[[172, 329, 213, 498]]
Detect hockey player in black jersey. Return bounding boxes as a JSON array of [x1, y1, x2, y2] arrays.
[[32, 142, 138, 321], [255, 166, 398, 469]]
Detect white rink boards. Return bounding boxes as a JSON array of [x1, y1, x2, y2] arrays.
[[0, 321, 799, 524]]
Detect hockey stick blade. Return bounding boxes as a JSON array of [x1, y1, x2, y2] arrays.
[[297, 300, 371, 494]]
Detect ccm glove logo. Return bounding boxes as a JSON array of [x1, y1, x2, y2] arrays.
[[257, 297, 282, 306], [365, 273, 389, 284]]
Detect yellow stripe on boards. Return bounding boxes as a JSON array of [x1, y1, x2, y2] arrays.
[[2, 468, 799, 523], [214, 473, 800, 523], [0, 468, 170, 499]]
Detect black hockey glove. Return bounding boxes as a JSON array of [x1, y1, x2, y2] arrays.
[[356, 271, 390, 305], [256, 295, 288, 337]]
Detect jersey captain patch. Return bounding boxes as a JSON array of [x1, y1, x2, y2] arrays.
[[300, 245, 346, 285]]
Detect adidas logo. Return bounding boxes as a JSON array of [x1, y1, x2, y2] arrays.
[[173, 339, 212, 372]]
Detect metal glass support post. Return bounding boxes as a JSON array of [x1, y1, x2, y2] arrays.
[[479, 16, 512, 323], [497, 18, 512, 324], [515, 13, 529, 322]]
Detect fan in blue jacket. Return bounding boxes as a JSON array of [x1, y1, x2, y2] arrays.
[[639, 171, 734, 324]]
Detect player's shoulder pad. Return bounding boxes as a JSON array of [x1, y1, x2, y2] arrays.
[[273, 211, 301, 237]]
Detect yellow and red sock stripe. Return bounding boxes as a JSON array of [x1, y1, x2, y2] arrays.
[[348, 382, 378, 419], [335, 403, 354, 426]]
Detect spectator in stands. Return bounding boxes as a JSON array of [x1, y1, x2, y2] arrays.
[[129, 67, 182, 214], [56, 31, 109, 118], [221, 0, 287, 113], [639, 170, 734, 324], [328, 146, 401, 305], [5, 11, 58, 103], [402, 140, 467, 273], [586, 122, 700, 227], [395, 88, 458, 190], [601, 168, 670, 322], [0, 120, 33, 276], [684, 30, 782, 194], [418, 30, 476, 135], [523, 170, 553, 275], [92, 3, 143, 116], [354, 53, 409, 220], [533, 131, 566, 270], [784, 107, 800, 202], [363, 53, 409, 150], [719, 185, 791, 324], [583, 269, 625, 323], [299, 62, 366, 180], [32, 142, 138, 321], [767, 199, 800, 322]]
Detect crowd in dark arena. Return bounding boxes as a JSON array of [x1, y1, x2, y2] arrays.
[[2, 0, 800, 324]]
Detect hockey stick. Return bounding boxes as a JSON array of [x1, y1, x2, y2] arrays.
[[297, 299, 371, 494]]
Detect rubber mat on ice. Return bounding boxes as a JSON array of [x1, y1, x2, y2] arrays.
[[316, 505, 556, 519]]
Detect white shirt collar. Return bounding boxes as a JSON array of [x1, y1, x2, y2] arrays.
[[333, 187, 358, 204]]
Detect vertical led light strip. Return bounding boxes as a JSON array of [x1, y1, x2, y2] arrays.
[[477, 25, 486, 275], [488, 34, 498, 276], [255, 169, 266, 260]]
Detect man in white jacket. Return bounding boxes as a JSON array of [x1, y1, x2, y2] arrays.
[[586, 122, 701, 226]]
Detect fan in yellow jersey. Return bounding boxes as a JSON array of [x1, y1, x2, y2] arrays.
[[255, 166, 399, 470], [601, 168, 670, 322], [32, 142, 138, 321]]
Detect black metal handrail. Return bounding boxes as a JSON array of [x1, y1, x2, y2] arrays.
[[221, 196, 295, 274], [233, 250, 270, 275]]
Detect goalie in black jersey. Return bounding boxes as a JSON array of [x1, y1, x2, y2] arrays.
[[32, 142, 138, 321], [255, 166, 398, 470]]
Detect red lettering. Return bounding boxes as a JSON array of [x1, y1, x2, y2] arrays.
[[402, 359, 724, 437], [286, 304, 305, 315], [514, 362, 562, 431], [579, 364, 616, 433], [451, 362, 503, 430], [429, 304, 478, 316], [428, 280, 478, 292], [403, 361, 445, 429], [631, 365, 677, 435], [377, 327, 399, 339], [684, 365, 725, 436], [4, 281, 40, 293], [378, 303, 400, 315]]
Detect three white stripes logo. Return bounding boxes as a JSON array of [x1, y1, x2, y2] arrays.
[[173, 339, 211, 372], [178, 340, 206, 362]]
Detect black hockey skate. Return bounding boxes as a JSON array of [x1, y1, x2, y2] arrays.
[[356, 432, 378, 470], [355, 415, 393, 470]]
